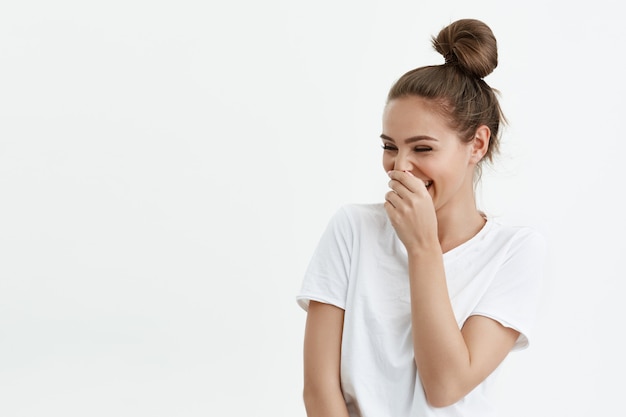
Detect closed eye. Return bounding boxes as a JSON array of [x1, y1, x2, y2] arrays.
[[381, 144, 397, 151], [414, 147, 432, 152]]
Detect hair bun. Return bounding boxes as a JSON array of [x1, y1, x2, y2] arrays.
[[432, 19, 498, 79]]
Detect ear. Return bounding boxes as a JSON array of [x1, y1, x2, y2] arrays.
[[469, 125, 491, 164]]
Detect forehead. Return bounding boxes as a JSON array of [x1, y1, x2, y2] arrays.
[[383, 96, 456, 139], [383, 96, 448, 126]]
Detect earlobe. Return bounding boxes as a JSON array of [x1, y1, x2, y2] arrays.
[[471, 125, 491, 163]]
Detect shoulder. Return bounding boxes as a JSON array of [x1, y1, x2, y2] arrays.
[[334, 203, 389, 232], [339, 202, 386, 220], [485, 220, 547, 260], [489, 220, 545, 246]]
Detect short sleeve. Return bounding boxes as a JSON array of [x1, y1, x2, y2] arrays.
[[296, 206, 354, 312], [471, 228, 547, 350]]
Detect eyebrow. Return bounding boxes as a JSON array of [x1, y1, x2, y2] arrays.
[[380, 134, 438, 144]]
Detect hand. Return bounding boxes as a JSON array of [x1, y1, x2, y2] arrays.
[[384, 170, 439, 252]]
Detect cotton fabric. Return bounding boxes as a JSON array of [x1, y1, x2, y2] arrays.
[[297, 203, 545, 417]]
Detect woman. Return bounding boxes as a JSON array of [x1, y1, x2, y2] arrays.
[[296, 18, 546, 417]]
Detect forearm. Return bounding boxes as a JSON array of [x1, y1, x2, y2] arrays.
[[407, 247, 471, 406], [303, 301, 350, 417], [303, 384, 350, 417]]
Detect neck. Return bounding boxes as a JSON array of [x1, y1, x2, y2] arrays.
[[436, 200, 486, 254]]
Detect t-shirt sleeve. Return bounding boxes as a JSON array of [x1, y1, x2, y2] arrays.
[[470, 228, 547, 350], [296, 206, 354, 312]]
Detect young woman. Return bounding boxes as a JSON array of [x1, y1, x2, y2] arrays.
[[296, 18, 546, 417]]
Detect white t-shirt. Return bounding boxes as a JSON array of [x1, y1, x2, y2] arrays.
[[296, 203, 546, 417]]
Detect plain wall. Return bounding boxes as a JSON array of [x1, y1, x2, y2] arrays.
[[1, 1, 624, 415]]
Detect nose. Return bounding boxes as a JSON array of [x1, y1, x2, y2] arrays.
[[393, 152, 414, 172]]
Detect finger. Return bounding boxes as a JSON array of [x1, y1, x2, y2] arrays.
[[388, 179, 413, 199], [383, 199, 394, 214], [391, 171, 432, 198], [388, 170, 422, 194], [384, 190, 401, 208]]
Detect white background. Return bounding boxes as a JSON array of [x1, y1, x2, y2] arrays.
[[1, 1, 624, 416]]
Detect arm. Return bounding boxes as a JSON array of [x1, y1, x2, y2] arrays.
[[385, 170, 519, 407], [407, 247, 519, 407], [302, 301, 350, 417]]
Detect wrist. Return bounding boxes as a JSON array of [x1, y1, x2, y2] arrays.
[[406, 239, 441, 258]]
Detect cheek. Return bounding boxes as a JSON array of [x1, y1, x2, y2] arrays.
[[382, 153, 394, 171]]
